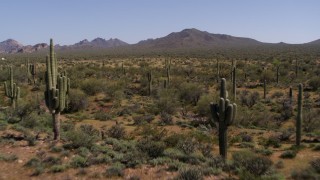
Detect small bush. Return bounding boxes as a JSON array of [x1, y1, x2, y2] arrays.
[[177, 168, 203, 180], [64, 129, 97, 149], [137, 138, 165, 158], [105, 162, 125, 177], [232, 151, 273, 176], [159, 112, 173, 125], [107, 124, 126, 139], [94, 110, 113, 121], [132, 115, 154, 125], [70, 155, 88, 168], [81, 78, 106, 96], [280, 150, 296, 159], [310, 158, 320, 173], [313, 144, 320, 151], [66, 89, 88, 112], [50, 165, 67, 173], [177, 138, 198, 155]]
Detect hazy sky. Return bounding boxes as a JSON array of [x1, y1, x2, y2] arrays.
[[0, 0, 319, 45]]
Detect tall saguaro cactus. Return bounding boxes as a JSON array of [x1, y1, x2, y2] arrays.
[[296, 83, 303, 146], [4, 66, 20, 109], [44, 39, 70, 140], [263, 79, 267, 99], [210, 78, 237, 160], [232, 66, 236, 101]]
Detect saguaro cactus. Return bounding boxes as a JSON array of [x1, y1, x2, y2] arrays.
[[289, 86, 293, 104], [296, 83, 303, 146], [44, 39, 70, 140], [232, 67, 236, 101], [216, 59, 220, 82], [147, 71, 152, 96], [4, 66, 20, 109], [210, 78, 237, 160], [263, 79, 267, 99]]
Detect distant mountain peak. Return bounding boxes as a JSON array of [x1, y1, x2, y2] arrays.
[[136, 28, 261, 49]]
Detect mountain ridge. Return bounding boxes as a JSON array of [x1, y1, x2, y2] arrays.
[[0, 28, 319, 54]]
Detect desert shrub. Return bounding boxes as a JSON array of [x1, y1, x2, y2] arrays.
[[137, 138, 165, 158], [177, 138, 198, 155], [164, 133, 186, 147], [239, 90, 260, 108], [308, 76, 320, 91], [50, 165, 67, 173], [196, 94, 215, 117], [107, 124, 126, 139], [275, 160, 284, 169], [310, 158, 320, 173], [255, 148, 273, 156], [271, 91, 284, 98], [159, 112, 173, 125], [0, 153, 18, 162], [105, 162, 125, 177], [313, 144, 320, 151], [280, 99, 293, 121], [279, 128, 294, 141], [132, 115, 154, 125], [207, 156, 225, 169], [179, 82, 204, 106], [66, 89, 88, 112], [94, 110, 113, 121], [81, 78, 106, 95], [280, 150, 296, 159], [291, 167, 320, 180], [303, 109, 320, 132], [79, 124, 100, 137], [71, 155, 88, 168], [232, 151, 273, 177], [138, 125, 167, 141], [42, 156, 62, 166], [64, 128, 97, 149], [177, 168, 203, 180], [198, 143, 213, 157], [167, 160, 186, 171], [240, 133, 253, 142], [265, 136, 281, 148], [157, 89, 179, 115]]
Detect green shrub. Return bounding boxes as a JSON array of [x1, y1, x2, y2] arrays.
[[177, 168, 203, 180], [156, 89, 178, 115], [132, 115, 154, 125], [310, 158, 320, 173], [42, 156, 61, 166], [308, 77, 320, 91], [70, 155, 88, 168], [313, 144, 320, 151], [105, 162, 125, 177], [107, 124, 126, 139], [291, 167, 319, 180], [137, 138, 165, 158], [177, 138, 198, 155], [81, 78, 106, 96], [64, 128, 97, 149], [196, 94, 215, 117], [159, 112, 173, 125], [280, 150, 296, 159], [94, 110, 113, 121], [50, 165, 67, 173], [232, 151, 273, 177], [66, 89, 88, 112], [0, 153, 18, 162], [178, 82, 203, 106]]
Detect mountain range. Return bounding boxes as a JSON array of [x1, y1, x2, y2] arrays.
[[0, 28, 319, 54]]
